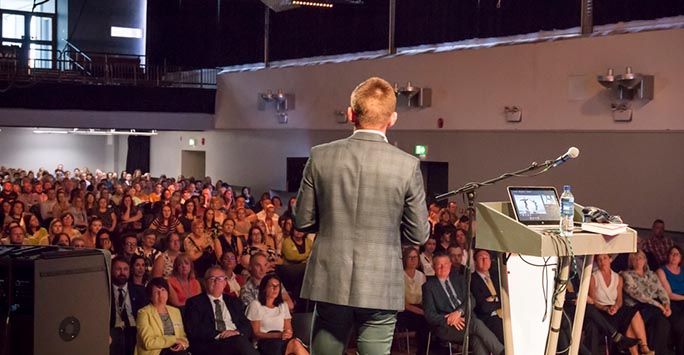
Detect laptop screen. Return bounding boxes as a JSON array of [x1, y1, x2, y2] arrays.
[[507, 186, 561, 226]]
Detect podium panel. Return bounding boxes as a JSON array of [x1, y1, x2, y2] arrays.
[[475, 201, 637, 355]]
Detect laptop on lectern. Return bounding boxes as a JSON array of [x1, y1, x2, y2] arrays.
[[507, 186, 561, 228]]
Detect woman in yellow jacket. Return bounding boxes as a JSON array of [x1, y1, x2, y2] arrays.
[[135, 277, 189, 355]]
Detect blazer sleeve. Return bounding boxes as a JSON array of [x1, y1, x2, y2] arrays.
[[136, 306, 177, 351], [470, 276, 500, 317], [293, 156, 318, 233], [184, 296, 219, 342], [400, 160, 430, 246], [422, 279, 447, 328], [226, 296, 253, 338]]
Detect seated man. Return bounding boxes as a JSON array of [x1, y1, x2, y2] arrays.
[[470, 249, 504, 343], [184, 266, 258, 355], [422, 251, 504, 355], [2, 224, 27, 245], [110, 256, 148, 355]]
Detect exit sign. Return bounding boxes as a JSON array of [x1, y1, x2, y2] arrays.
[[414, 145, 427, 155]]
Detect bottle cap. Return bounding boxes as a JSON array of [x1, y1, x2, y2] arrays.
[[564, 185, 570, 191]]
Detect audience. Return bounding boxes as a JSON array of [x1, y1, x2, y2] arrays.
[[5, 166, 681, 354]]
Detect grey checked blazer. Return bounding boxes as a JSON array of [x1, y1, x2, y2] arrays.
[[293, 130, 430, 310]]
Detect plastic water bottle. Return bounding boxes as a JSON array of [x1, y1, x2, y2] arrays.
[[560, 185, 574, 236]]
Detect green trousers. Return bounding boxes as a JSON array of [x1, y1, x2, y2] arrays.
[[310, 302, 397, 355]]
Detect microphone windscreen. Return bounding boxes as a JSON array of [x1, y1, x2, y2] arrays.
[[568, 147, 580, 159]]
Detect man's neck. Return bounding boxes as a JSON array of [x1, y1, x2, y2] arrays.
[[354, 127, 387, 135]]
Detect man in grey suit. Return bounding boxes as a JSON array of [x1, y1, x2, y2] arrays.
[[293, 77, 430, 355]]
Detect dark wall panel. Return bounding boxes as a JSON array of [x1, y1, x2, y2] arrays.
[[68, 0, 146, 55], [0, 81, 215, 114]]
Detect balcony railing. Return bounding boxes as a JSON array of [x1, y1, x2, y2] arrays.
[[0, 45, 217, 89]]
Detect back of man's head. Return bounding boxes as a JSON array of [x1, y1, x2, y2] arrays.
[[350, 77, 396, 129]]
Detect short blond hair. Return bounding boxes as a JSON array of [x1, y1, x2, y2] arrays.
[[350, 77, 396, 129], [628, 250, 650, 273]]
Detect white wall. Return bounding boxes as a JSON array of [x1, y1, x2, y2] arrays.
[[216, 28, 684, 132], [150, 129, 684, 232], [0, 127, 124, 172]]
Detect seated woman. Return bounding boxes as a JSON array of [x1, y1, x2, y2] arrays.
[[149, 205, 185, 236], [281, 229, 312, 265], [589, 253, 653, 355], [92, 196, 117, 233], [398, 246, 429, 355], [245, 274, 308, 355], [202, 208, 221, 241], [178, 200, 197, 234], [60, 212, 82, 241], [39, 218, 64, 245], [433, 223, 455, 254], [95, 229, 115, 254], [221, 250, 245, 298], [24, 213, 47, 245], [131, 254, 149, 287], [183, 219, 216, 278], [135, 277, 189, 355], [50, 232, 71, 247], [419, 237, 436, 276], [656, 245, 684, 355], [67, 195, 88, 233], [118, 195, 143, 234], [244, 226, 278, 265], [622, 250, 673, 355], [215, 218, 244, 262], [167, 254, 202, 312], [3, 200, 26, 229], [234, 207, 252, 238], [152, 232, 182, 279]]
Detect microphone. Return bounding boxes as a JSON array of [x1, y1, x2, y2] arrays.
[[551, 147, 580, 168]]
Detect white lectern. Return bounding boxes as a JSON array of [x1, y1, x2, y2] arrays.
[[476, 202, 637, 355]]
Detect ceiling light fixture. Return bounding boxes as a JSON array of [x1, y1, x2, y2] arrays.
[[32, 129, 158, 136], [291, 1, 333, 8]]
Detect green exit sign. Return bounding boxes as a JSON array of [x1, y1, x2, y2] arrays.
[[414, 145, 427, 155]]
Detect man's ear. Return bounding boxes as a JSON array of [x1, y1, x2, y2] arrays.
[[347, 107, 356, 123], [388, 112, 398, 128]]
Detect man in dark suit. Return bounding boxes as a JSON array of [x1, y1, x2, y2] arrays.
[[184, 266, 258, 355], [110, 256, 148, 355], [422, 251, 504, 355], [293, 77, 430, 354], [470, 249, 504, 343]]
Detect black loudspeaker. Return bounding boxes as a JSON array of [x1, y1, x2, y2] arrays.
[[0, 246, 111, 355]]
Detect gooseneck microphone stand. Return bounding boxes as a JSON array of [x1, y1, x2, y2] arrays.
[[434, 158, 560, 353]]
